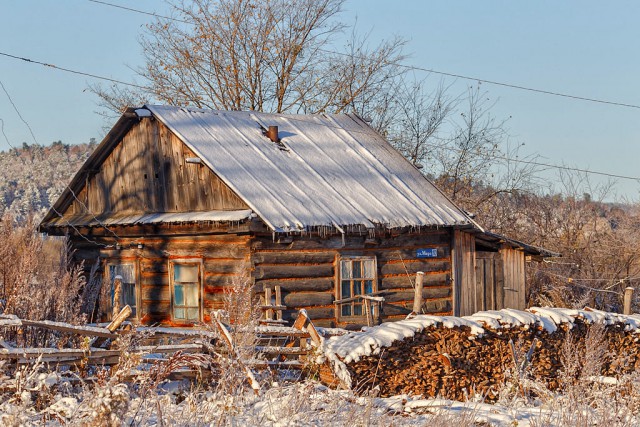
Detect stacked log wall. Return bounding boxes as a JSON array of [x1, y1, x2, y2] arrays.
[[73, 231, 251, 326], [252, 230, 454, 328]]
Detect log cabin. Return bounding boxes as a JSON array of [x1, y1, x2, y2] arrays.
[[39, 105, 556, 328]]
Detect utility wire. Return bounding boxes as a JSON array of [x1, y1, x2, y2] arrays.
[[2, 4, 640, 183], [87, 0, 190, 24], [86, 0, 640, 111], [2, 46, 639, 183], [0, 80, 39, 145], [0, 78, 122, 243], [423, 140, 640, 182], [0, 51, 149, 90]]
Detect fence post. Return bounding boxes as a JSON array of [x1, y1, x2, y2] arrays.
[[413, 271, 425, 314], [112, 275, 123, 319], [623, 287, 634, 315]]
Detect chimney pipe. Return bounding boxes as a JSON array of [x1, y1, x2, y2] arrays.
[[267, 125, 279, 143]]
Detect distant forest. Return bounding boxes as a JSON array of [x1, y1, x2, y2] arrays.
[[0, 141, 96, 221]]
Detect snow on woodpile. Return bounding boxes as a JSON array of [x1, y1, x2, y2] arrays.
[[320, 307, 640, 399]]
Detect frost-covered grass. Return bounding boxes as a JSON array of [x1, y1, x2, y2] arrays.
[[1, 354, 640, 426]]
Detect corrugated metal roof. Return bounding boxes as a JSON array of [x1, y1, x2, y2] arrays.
[[45, 209, 253, 228], [146, 105, 474, 232]]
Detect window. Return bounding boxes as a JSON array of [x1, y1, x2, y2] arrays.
[[171, 261, 201, 321], [338, 257, 377, 318], [107, 263, 138, 317]]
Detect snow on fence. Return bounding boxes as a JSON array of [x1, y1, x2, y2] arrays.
[[319, 307, 640, 401]]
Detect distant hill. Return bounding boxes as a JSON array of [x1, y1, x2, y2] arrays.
[[0, 141, 96, 221]]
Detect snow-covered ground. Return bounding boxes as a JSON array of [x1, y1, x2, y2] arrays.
[[1, 372, 638, 426]]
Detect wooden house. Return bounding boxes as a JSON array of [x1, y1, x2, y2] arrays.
[[39, 105, 554, 327]]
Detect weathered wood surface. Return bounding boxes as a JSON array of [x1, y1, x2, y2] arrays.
[[68, 118, 249, 216], [452, 230, 476, 316], [502, 248, 526, 310], [252, 232, 455, 328]]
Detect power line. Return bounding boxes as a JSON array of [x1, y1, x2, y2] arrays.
[[0, 51, 149, 90], [84, 0, 640, 111], [1, 5, 638, 184], [0, 78, 122, 243], [2, 45, 639, 184], [0, 80, 38, 145], [389, 60, 640, 111], [423, 140, 640, 182], [87, 0, 190, 24]]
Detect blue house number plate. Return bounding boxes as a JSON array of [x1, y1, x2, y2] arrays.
[[416, 248, 438, 258]]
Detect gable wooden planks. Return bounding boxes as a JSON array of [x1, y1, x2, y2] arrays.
[[69, 119, 248, 218]]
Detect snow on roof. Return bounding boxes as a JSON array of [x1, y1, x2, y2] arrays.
[[145, 105, 474, 232], [44, 209, 253, 228], [321, 307, 640, 387]]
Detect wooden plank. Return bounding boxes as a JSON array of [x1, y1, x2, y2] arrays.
[[375, 247, 451, 262], [253, 251, 336, 264], [380, 261, 450, 276], [380, 273, 449, 290], [141, 285, 171, 301], [275, 286, 283, 321], [284, 292, 334, 307], [19, 320, 117, 339], [204, 260, 247, 274], [381, 288, 451, 303], [289, 306, 334, 320], [254, 265, 334, 280], [255, 278, 333, 292], [265, 287, 273, 320]]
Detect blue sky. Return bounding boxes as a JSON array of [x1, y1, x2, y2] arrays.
[[1, 0, 639, 200]]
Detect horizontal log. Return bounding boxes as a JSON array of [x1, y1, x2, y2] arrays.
[[382, 288, 451, 304], [141, 285, 171, 301], [203, 300, 225, 310], [284, 292, 334, 307], [376, 247, 450, 262], [381, 261, 450, 276], [204, 260, 249, 274], [313, 319, 336, 328], [380, 303, 412, 317], [205, 273, 246, 288], [253, 265, 334, 280], [289, 306, 335, 320], [424, 298, 452, 313], [20, 320, 117, 339], [141, 274, 169, 287], [73, 249, 100, 261], [76, 222, 251, 238], [252, 236, 366, 251], [134, 245, 249, 260], [381, 274, 449, 290], [140, 303, 172, 318], [377, 232, 450, 248], [380, 298, 452, 318], [255, 278, 334, 292], [253, 251, 336, 265], [141, 261, 168, 274]]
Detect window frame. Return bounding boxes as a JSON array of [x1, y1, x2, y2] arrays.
[[169, 258, 203, 323], [335, 255, 378, 322], [105, 260, 140, 321]]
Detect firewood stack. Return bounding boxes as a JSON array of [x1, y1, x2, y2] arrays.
[[320, 308, 640, 402]]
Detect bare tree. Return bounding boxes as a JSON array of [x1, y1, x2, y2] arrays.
[[386, 78, 456, 167], [92, 0, 405, 117]]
